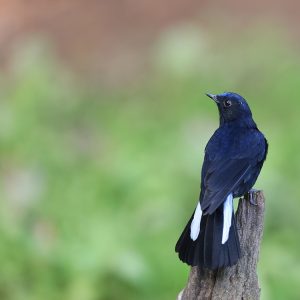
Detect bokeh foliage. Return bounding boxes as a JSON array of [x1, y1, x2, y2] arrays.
[[0, 27, 300, 299]]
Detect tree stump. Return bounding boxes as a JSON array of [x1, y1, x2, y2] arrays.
[[177, 190, 265, 300]]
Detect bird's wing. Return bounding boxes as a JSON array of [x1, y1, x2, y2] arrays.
[[199, 128, 267, 215], [200, 157, 252, 214]]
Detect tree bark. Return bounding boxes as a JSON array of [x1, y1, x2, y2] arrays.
[[177, 190, 265, 300]]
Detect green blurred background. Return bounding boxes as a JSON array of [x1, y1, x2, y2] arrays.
[[0, 1, 300, 299]]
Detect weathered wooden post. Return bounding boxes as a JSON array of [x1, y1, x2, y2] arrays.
[[177, 190, 265, 300]]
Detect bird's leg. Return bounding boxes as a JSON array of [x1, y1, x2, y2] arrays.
[[246, 189, 259, 206]]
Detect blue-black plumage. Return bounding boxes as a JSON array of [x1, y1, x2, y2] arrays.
[[175, 92, 268, 269]]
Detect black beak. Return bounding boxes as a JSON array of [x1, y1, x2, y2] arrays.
[[206, 93, 219, 103]]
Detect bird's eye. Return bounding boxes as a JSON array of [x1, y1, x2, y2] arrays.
[[223, 100, 232, 107]]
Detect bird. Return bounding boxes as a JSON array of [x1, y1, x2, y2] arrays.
[[175, 92, 268, 270]]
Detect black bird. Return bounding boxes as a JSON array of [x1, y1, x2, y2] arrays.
[[175, 92, 268, 270]]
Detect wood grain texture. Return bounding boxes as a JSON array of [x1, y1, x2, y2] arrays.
[[178, 190, 265, 300]]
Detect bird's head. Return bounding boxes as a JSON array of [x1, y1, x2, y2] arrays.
[[206, 92, 254, 126]]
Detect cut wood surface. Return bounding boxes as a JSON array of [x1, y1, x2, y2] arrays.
[[177, 190, 265, 300]]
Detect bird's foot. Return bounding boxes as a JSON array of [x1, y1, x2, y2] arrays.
[[246, 189, 259, 206]]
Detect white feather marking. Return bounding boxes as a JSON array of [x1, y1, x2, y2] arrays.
[[190, 202, 202, 241], [222, 193, 233, 244]]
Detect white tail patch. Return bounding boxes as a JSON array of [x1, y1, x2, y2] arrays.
[[190, 202, 202, 241], [222, 193, 233, 244]]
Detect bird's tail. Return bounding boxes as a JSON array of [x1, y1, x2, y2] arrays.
[[175, 203, 241, 269]]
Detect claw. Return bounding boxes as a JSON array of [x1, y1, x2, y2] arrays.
[[246, 189, 258, 206]]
